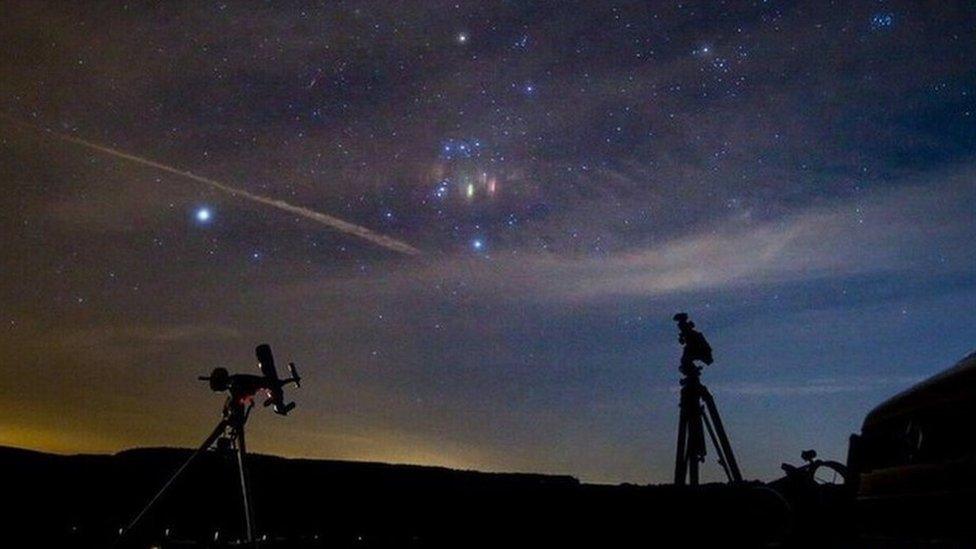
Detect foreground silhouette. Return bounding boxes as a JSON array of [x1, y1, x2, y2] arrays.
[[672, 313, 742, 485], [4, 445, 789, 548], [119, 344, 301, 544], [6, 340, 973, 547]]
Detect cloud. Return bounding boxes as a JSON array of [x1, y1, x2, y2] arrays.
[[705, 375, 925, 397], [552, 177, 973, 301], [280, 170, 974, 305], [57, 323, 242, 348]]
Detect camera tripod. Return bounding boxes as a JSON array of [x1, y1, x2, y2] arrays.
[[671, 313, 742, 485], [674, 364, 742, 485]]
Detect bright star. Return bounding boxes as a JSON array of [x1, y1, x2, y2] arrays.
[[471, 238, 485, 251], [195, 207, 212, 223], [457, 32, 468, 44]]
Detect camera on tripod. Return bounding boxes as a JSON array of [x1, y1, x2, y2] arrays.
[[671, 313, 741, 485], [673, 312, 713, 375]]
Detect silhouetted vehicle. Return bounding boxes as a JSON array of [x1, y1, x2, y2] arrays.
[[847, 351, 976, 543]]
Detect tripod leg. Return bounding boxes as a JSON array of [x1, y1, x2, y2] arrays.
[[700, 387, 742, 482], [701, 408, 732, 482], [234, 424, 255, 544], [687, 406, 703, 486], [119, 420, 228, 540], [674, 390, 689, 485]]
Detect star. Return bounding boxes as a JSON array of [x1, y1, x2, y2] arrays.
[[457, 32, 468, 44], [195, 207, 212, 223], [870, 12, 895, 31], [434, 182, 449, 199]]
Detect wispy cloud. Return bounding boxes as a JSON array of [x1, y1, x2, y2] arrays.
[[56, 323, 242, 348], [281, 172, 974, 305], [706, 375, 925, 396]]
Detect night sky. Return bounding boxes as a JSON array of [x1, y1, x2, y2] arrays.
[[1, 1, 974, 484]]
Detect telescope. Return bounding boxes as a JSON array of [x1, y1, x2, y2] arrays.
[[199, 343, 301, 415], [120, 344, 301, 544]]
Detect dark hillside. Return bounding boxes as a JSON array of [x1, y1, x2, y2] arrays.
[[3, 445, 789, 547]]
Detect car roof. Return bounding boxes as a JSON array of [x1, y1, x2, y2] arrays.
[[863, 351, 976, 430]]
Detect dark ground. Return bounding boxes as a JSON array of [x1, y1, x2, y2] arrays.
[[2, 444, 870, 548]]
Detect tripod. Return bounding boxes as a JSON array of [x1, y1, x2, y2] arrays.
[[117, 344, 299, 546], [119, 399, 257, 544], [674, 364, 742, 485]]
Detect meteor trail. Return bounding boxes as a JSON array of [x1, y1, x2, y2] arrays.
[[2, 116, 422, 256]]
